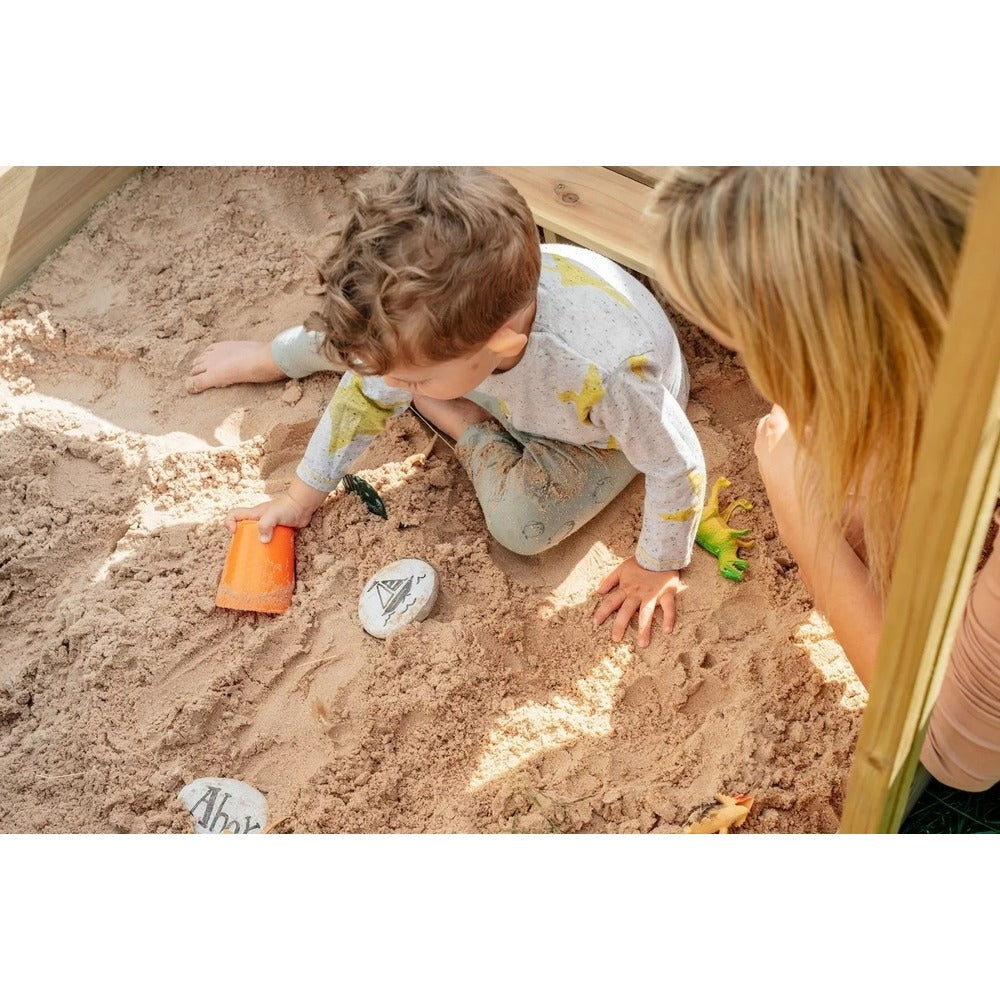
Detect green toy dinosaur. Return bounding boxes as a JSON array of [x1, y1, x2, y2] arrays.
[[696, 476, 754, 581]]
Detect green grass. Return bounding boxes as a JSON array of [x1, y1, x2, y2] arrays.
[[900, 779, 1000, 833]]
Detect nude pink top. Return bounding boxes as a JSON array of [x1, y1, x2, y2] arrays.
[[921, 508, 1000, 791]]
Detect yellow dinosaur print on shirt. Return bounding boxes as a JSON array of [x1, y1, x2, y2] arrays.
[[558, 365, 605, 424], [659, 470, 705, 523], [628, 355, 651, 381], [326, 377, 400, 454], [660, 505, 697, 523], [544, 255, 633, 309]]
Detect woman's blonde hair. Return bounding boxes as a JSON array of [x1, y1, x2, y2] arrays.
[[648, 166, 978, 599], [306, 166, 541, 374]]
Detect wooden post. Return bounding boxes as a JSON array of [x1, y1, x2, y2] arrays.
[[839, 166, 1000, 833]]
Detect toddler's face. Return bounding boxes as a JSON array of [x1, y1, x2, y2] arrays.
[[381, 341, 506, 400]]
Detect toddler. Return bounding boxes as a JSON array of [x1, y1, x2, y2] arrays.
[[197, 167, 706, 647]]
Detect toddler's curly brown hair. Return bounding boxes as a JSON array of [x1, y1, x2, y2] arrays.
[[305, 166, 541, 375]]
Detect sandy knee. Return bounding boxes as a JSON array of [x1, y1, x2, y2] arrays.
[[483, 510, 572, 556]]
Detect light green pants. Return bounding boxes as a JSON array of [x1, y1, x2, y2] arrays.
[[453, 390, 639, 557]]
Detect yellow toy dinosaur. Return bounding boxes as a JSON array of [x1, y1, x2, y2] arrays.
[[695, 476, 754, 582], [684, 793, 755, 834]]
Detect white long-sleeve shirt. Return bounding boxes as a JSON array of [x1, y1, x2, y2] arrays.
[[293, 244, 706, 570]]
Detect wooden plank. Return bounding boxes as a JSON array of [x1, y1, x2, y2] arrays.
[[489, 166, 658, 278], [0, 166, 141, 299], [839, 166, 1000, 833], [606, 166, 670, 187]]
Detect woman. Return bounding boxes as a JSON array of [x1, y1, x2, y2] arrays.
[[648, 166, 1000, 793]]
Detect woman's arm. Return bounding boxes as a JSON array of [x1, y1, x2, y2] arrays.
[[759, 406, 1000, 788], [755, 405, 883, 689], [794, 522, 883, 689]]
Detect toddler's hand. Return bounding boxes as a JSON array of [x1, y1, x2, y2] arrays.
[[225, 493, 316, 542], [593, 557, 684, 648]]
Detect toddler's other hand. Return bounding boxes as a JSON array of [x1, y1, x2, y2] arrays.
[[593, 557, 684, 648]]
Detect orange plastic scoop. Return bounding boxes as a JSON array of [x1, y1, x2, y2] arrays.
[[215, 521, 295, 614]]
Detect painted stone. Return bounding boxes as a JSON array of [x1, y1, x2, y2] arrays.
[[178, 776, 268, 834], [359, 558, 439, 639]]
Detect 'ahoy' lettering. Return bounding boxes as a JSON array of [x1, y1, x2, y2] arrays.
[[187, 783, 262, 834]]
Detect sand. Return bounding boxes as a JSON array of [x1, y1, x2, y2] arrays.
[[0, 166, 866, 835]]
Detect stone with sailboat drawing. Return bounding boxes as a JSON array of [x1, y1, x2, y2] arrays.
[[358, 558, 440, 639]]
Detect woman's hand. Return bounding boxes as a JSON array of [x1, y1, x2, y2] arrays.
[[753, 404, 816, 553], [593, 557, 684, 648]]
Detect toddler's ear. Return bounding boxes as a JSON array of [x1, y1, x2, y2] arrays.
[[487, 325, 528, 358]]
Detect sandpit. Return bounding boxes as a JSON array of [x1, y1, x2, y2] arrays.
[[0, 166, 865, 834]]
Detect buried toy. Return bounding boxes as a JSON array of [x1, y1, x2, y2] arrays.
[[684, 793, 755, 833]]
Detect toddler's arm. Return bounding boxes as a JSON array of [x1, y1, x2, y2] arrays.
[[295, 370, 412, 492], [595, 361, 706, 573], [225, 369, 412, 541], [588, 363, 706, 646]]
